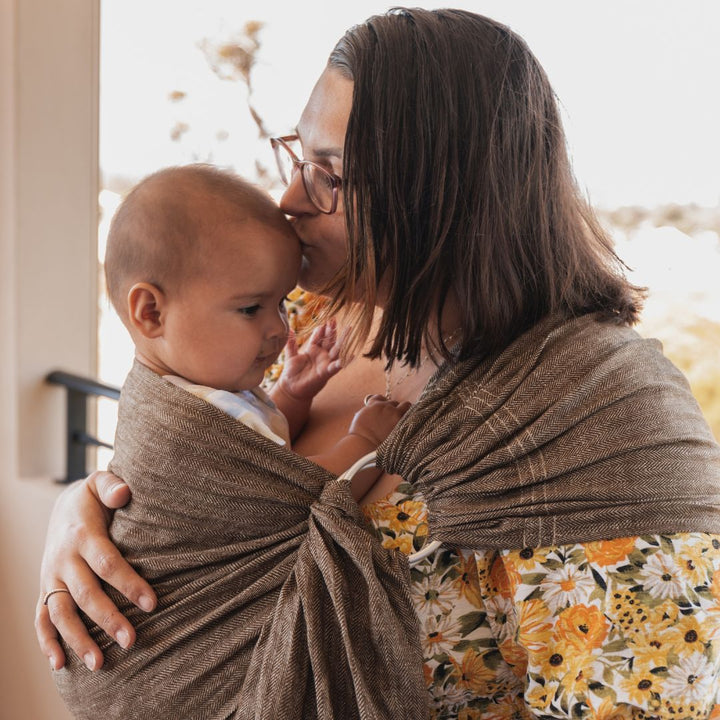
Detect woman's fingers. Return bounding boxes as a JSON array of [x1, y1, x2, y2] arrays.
[[80, 534, 157, 614], [66, 477, 157, 612], [35, 598, 68, 670], [89, 469, 132, 509], [40, 587, 106, 671], [39, 548, 147, 671], [35, 474, 157, 671]]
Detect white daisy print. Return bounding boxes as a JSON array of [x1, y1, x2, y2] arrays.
[[539, 564, 596, 613], [664, 652, 715, 702], [413, 570, 460, 616], [484, 594, 518, 643], [422, 613, 464, 656], [641, 551, 685, 600]]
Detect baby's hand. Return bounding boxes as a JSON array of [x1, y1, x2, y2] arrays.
[[277, 319, 346, 401], [348, 395, 412, 447]]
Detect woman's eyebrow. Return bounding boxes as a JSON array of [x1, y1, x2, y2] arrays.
[[313, 146, 343, 160], [295, 128, 342, 160]]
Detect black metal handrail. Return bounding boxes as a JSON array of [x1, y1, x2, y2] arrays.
[[46, 370, 120, 483]]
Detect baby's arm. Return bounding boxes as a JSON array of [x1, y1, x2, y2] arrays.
[[270, 320, 344, 440], [309, 396, 411, 500]]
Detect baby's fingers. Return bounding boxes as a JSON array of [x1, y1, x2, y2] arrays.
[[323, 318, 338, 348], [285, 328, 298, 358]]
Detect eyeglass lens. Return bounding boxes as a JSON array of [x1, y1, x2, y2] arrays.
[[273, 140, 335, 214]]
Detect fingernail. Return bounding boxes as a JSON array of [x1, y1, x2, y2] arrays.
[[116, 629, 130, 649], [138, 594, 154, 612], [84, 652, 96, 671]]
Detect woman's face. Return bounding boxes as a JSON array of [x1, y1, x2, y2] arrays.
[[279, 68, 353, 293]]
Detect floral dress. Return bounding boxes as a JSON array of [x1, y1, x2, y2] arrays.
[[362, 481, 720, 720]]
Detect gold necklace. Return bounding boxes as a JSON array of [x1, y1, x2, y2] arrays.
[[384, 329, 461, 400]]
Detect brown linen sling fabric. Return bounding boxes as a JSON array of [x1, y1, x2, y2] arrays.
[[379, 312, 720, 550], [53, 361, 428, 720]]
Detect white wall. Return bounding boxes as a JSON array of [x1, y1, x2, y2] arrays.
[[16, 0, 100, 478], [0, 0, 98, 717]]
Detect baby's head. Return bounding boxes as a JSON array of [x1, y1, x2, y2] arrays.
[[105, 164, 301, 392]]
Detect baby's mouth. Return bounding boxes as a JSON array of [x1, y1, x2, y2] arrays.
[[256, 349, 279, 366]]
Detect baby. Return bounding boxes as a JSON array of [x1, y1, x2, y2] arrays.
[[53, 165, 411, 718], [105, 163, 405, 497]]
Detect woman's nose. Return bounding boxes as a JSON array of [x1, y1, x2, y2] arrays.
[[278, 172, 317, 217]]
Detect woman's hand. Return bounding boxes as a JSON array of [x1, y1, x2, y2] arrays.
[[35, 471, 157, 671]]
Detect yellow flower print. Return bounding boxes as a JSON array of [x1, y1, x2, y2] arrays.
[[629, 633, 671, 670], [620, 671, 663, 707], [454, 552, 484, 608], [388, 499, 426, 535], [450, 648, 496, 693], [537, 643, 588, 693], [607, 589, 651, 637], [585, 536, 638, 567], [647, 598, 681, 628], [488, 553, 521, 597], [679, 543, 716, 585], [712, 569, 720, 602], [505, 546, 550, 572], [361, 498, 398, 526], [498, 638, 528, 678], [708, 703, 720, 720], [588, 697, 635, 720], [555, 604, 609, 652], [516, 598, 553, 655], [525, 679, 560, 711], [380, 534, 413, 555], [479, 695, 528, 720], [668, 614, 708, 658]]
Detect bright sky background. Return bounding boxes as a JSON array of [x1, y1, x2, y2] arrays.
[[101, 0, 720, 209]]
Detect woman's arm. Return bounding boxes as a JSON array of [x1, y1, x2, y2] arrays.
[[36, 353, 387, 670], [35, 471, 156, 671]]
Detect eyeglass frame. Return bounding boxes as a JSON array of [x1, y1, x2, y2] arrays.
[[270, 135, 342, 215]]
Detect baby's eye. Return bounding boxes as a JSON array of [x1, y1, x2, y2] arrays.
[[238, 304, 260, 317]]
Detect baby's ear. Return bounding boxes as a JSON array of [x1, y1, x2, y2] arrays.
[[127, 282, 166, 338]]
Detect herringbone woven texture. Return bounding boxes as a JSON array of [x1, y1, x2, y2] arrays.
[[54, 361, 428, 720], [380, 312, 720, 549]]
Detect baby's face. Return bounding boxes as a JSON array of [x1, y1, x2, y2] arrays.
[[160, 217, 301, 392]]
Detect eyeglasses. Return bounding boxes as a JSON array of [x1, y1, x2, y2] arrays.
[[270, 135, 342, 215]]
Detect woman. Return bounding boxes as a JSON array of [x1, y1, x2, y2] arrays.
[[37, 8, 720, 718]]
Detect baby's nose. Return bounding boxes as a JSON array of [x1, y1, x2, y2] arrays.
[[267, 308, 289, 341]]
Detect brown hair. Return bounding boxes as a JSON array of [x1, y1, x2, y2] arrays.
[[327, 7, 644, 366], [105, 164, 290, 319]]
